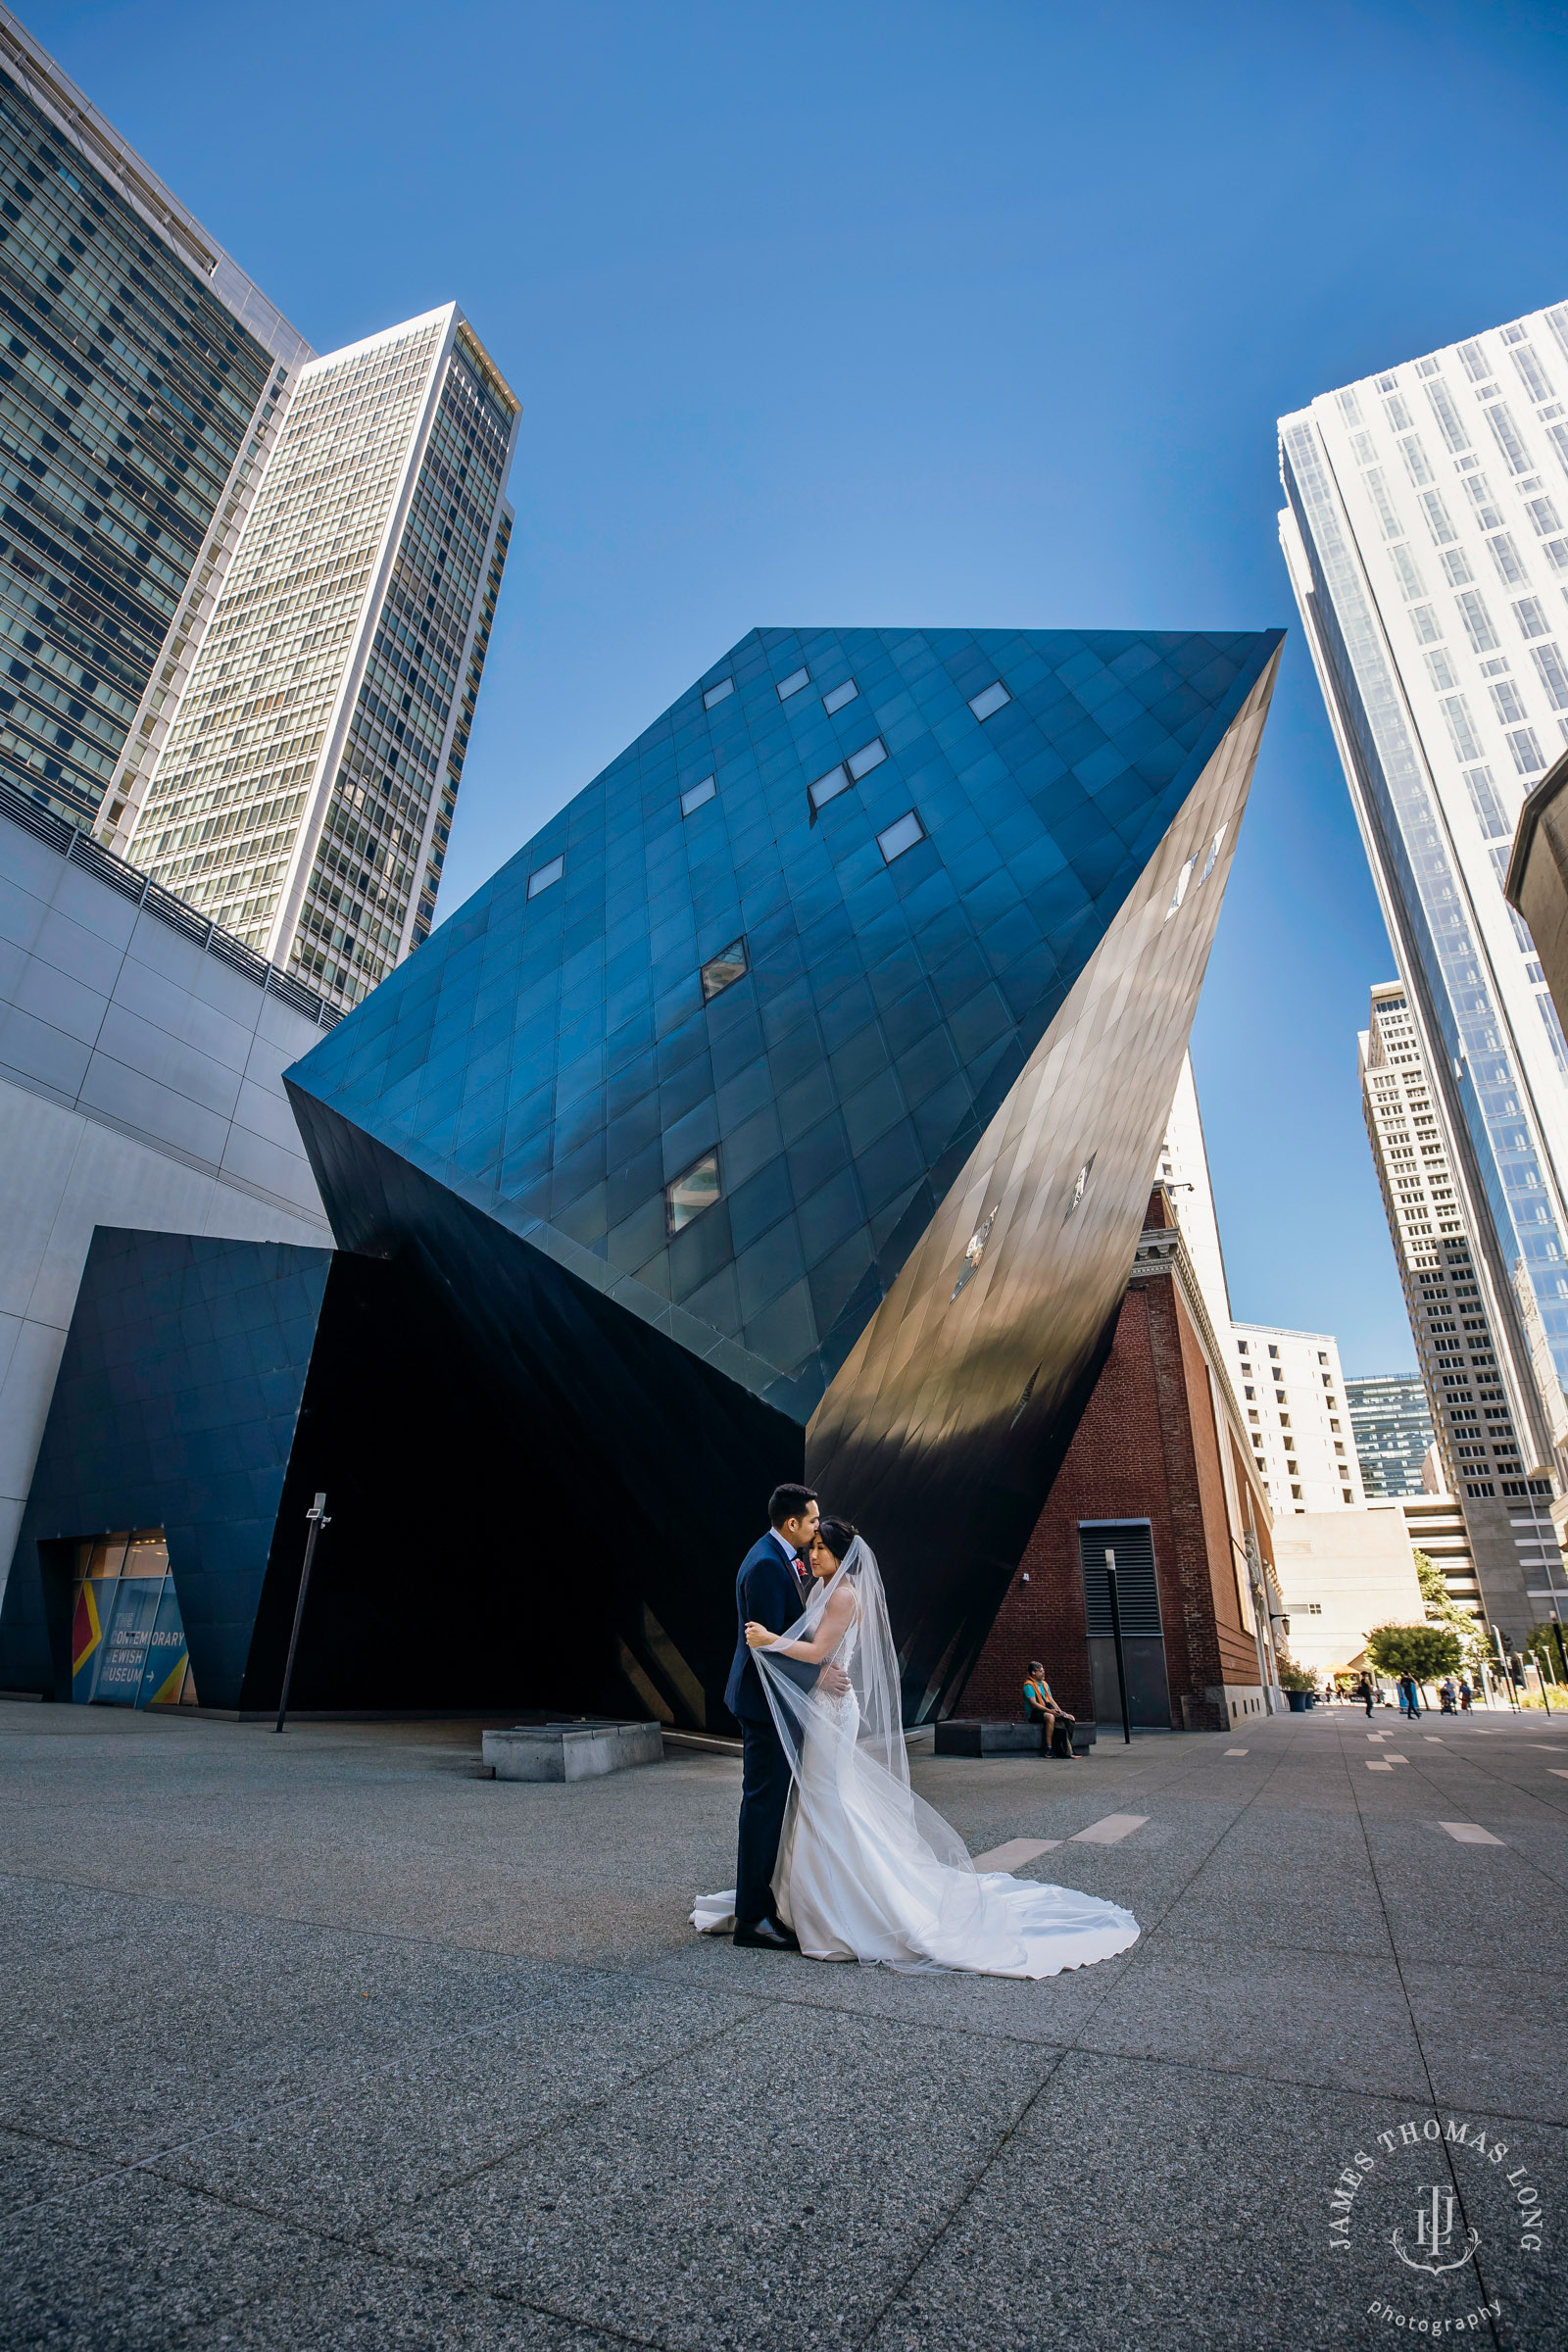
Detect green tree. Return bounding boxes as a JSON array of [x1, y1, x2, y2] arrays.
[[1366, 1623, 1464, 1683], [1413, 1550, 1490, 1674]]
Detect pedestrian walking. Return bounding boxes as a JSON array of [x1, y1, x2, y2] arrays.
[[1459, 1676, 1474, 1713], [1357, 1672, 1375, 1719]]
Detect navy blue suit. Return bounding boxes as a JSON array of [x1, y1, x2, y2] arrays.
[[726, 1532, 812, 1927]]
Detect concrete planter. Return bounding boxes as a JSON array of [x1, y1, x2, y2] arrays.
[[482, 1718, 663, 1782], [935, 1719, 1097, 1756]]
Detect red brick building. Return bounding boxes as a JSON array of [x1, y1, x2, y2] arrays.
[[960, 1189, 1281, 1735]]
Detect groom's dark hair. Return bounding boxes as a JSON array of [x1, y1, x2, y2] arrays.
[[768, 1482, 818, 1528]]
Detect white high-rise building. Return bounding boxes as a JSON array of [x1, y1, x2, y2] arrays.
[[1278, 306, 1568, 1555], [1155, 1055, 1363, 1514], [123, 306, 519, 1008], [1155, 1054, 1234, 1344], [1360, 979, 1550, 1628], [1231, 1322, 1364, 1516]]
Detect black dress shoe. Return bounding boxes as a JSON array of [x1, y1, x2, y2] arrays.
[[733, 1916, 800, 1951]]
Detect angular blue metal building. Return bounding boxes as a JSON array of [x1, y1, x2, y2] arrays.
[[2, 625, 1283, 1725]]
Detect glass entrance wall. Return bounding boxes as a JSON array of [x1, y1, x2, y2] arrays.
[[69, 1533, 197, 1707]]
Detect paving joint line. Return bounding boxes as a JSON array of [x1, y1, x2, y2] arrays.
[[125, 2029, 1070, 2352], [2, 1963, 777, 2222], [842, 2046, 1073, 2352], [1338, 1720, 1507, 2351], [839, 1729, 1306, 2344], [146, 2169, 680, 2352]]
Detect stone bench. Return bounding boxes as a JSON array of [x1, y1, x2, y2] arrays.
[[481, 1718, 663, 1782], [934, 1719, 1097, 1757]]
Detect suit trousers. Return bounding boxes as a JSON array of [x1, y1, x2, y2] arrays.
[[736, 1708, 793, 1927]]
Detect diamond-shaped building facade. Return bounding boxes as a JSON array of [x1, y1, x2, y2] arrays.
[[1, 624, 1282, 1724], [284, 625, 1283, 1722]]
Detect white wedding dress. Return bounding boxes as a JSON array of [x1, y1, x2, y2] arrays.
[[692, 1541, 1139, 1980]]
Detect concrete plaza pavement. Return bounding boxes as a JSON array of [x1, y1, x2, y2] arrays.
[[1, 1698, 1564, 2350]]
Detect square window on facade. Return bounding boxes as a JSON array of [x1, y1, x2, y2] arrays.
[[527, 855, 564, 899], [809, 763, 851, 812], [877, 809, 925, 864], [700, 937, 749, 1002], [703, 678, 734, 710], [822, 679, 858, 715], [776, 666, 809, 700], [680, 775, 716, 816], [968, 680, 1012, 722], [848, 738, 888, 781], [666, 1150, 721, 1235]]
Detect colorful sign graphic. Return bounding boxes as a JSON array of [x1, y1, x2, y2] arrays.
[[67, 1534, 193, 1708]]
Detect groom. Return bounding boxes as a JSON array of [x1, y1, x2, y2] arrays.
[[723, 1482, 850, 1950]]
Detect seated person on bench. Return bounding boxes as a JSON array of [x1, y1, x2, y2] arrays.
[[1023, 1662, 1079, 1758]]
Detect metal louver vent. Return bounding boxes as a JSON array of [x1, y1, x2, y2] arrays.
[[1079, 1521, 1163, 1638]]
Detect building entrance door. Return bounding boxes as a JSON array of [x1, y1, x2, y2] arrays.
[[70, 1533, 197, 1707], [1078, 1519, 1171, 1730]]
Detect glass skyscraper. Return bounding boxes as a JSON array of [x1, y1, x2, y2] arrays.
[[123, 307, 518, 1004], [1346, 1373, 1436, 1500], [1280, 304, 1568, 1520], [0, 11, 310, 836]]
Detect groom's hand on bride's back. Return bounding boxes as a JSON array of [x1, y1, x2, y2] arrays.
[[819, 1663, 851, 1696]]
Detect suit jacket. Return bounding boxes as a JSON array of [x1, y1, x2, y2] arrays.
[[723, 1533, 813, 1723]]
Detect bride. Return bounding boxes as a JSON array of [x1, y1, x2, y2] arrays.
[[693, 1519, 1139, 1978]]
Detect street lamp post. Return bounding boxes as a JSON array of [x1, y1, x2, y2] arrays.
[[1491, 1621, 1519, 1716], [274, 1493, 329, 1735], [1104, 1546, 1132, 1746]]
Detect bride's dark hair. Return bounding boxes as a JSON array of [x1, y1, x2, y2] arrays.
[[816, 1517, 859, 1569]]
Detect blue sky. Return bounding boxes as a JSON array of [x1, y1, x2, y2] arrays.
[[34, 0, 1568, 1373]]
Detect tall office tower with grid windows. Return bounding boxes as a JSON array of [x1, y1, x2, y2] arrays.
[[1279, 308, 1568, 1569], [1359, 979, 1551, 1631], [124, 305, 518, 1007], [0, 9, 310, 839]]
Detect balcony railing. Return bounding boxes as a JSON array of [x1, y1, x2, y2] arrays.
[[0, 778, 341, 1030]]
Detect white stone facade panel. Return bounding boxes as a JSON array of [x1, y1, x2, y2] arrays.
[[0, 805, 334, 1605]]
